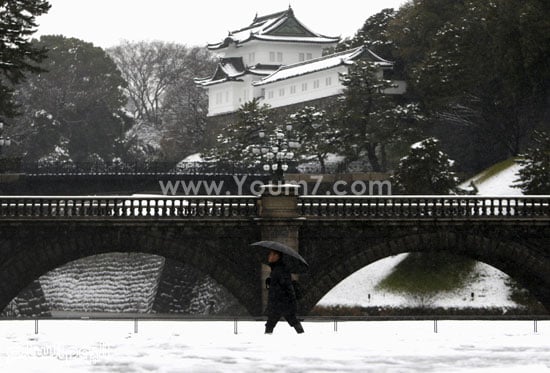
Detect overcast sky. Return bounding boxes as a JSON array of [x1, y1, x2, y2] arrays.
[[35, 0, 408, 48]]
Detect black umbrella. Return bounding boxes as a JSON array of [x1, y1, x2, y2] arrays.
[[250, 240, 309, 274]]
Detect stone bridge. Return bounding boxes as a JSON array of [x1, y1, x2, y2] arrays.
[[0, 188, 548, 315]]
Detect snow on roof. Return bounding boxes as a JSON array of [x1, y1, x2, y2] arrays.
[[253, 46, 392, 86], [207, 7, 340, 50], [252, 34, 342, 44], [248, 65, 280, 75], [197, 59, 280, 87], [219, 61, 243, 77]]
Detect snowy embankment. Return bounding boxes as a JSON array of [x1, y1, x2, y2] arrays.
[[1, 320, 548, 372], [320, 159, 526, 310], [318, 254, 518, 309]]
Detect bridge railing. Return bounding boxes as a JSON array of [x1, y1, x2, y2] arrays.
[[1, 195, 549, 220], [0, 196, 259, 219], [299, 196, 550, 219]]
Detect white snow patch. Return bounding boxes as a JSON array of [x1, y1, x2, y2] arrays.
[[179, 153, 204, 163], [320, 159, 531, 311], [254, 47, 368, 86], [0, 320, 549, 372], [460, 159, 524, 196], [319, 255, 519, 309]]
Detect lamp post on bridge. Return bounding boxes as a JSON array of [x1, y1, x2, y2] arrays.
[[0, 122, 12, 173], [0, 122, 12, 156], [249, 124, 303, 312], [249, 124, 301, 184]]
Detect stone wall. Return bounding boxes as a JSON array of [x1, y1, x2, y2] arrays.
[[1, 280, 50, 317]]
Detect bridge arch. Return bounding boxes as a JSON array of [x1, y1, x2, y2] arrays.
[[300, 225, 550, 313], [0, 222, 261, 315]]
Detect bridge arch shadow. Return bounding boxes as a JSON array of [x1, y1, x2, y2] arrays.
[[299, 225, 550, 314], [0, 223, 261, 315]]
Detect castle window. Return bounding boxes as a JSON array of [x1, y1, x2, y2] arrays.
[[248, 52, 255, 64], [215, 92, 222, 105], [313, 80, 320, 89], [326, 76, 332, 86], [269, 52, 275, 62], [301, 82, 308, 91], [279, 88, 285, 97], [290, 85, 296, 94], [306, 53, 312, 60], [268, 90, 274, 99], [299, 53, 305, 62], [277, 52, 283, 62]]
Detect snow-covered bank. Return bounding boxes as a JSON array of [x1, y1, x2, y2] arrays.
[[1, 320, 548, 372], [320, 159, 529, 311], [459, 158, 523, 196], [318, 254, 520, 310]]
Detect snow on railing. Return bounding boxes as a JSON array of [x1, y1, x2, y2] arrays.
[[299, 195, 550, 219], [1, 195, 548, 220], [0, 196, 259, 219]]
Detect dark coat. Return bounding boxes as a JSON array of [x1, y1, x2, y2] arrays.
[[266, 259, 297, 315]]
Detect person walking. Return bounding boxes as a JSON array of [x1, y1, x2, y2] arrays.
[[264, 249, 304, 334]]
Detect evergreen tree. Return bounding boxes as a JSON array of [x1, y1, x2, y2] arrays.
[[336, 8, 397, 62], [10, 35, 131, 163], [339, 59, 423, 172], [287, 105, 340, 173], [514, 131, 550, 194], [207, 99, 273, 165], [390, 0, 550, 170], [392, 137, 459, 194], [0, 0, 50, 118]]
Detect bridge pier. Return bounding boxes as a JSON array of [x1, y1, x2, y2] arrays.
[[258, 184, 303, 312]]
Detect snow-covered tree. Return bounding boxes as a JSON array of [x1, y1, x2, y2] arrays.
[[336, 8, 397, 61], [207, 99, 273, 165], [0, 0, 50, 118], [392, 137, 459, 194], [37, 137, 73, 169], [287, 106, 340, 173], [22, 109, 61, 160], [514, 131, 550, 194]]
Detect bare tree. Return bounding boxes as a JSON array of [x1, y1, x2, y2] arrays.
[[109, 41, 215, 160]]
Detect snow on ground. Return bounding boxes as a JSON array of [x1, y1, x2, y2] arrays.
[[320, 159, 529, 310], [0, 320, 549, 372], [459, 159, 523, 196], [179, 153, 204, 163], [318, 254, 518, 309]]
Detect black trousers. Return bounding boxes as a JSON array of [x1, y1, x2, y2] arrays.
[[265, 312, 300, 332]]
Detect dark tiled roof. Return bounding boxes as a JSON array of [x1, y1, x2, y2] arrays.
[[207, 7, 339, 50], [196, 58, 279, 87]]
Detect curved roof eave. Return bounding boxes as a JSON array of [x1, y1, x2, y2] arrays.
[[251, 35, 340, 44], [199, 78, 246, 87], [252, 62, 346, 87]]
